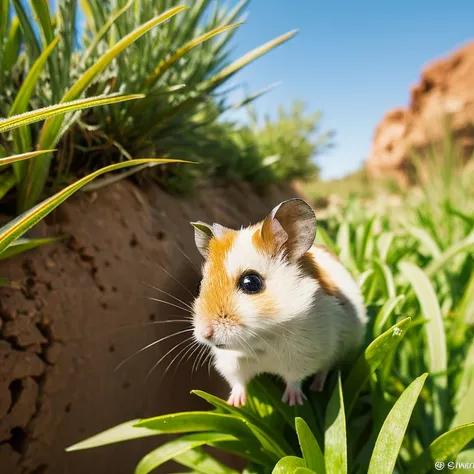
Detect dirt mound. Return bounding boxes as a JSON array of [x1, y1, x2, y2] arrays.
[[0, 179, 299, 474], [366, 41, 474, 185]]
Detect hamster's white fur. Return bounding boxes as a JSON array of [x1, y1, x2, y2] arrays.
[[191, 199, 367, 407]]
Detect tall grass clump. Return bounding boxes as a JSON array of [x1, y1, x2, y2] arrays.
[[0, 0, 297, 212], [66, 136, 474, 473]]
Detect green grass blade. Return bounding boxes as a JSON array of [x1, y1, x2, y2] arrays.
[[373, 295, 405, 336], [0, 94, 144, 134], [209, 439, 274, 466], [174, 447, 238, 474], [399, 262, 447, 431], [295, 417, 325, 474], [295, 469, 317, 474], [406, 423, 474, 474], [344, 317, 411, 416], [404, 224, 442, 258], [272, 456, 306, 474], [191, 389, 291, 456], [135, 412, 252, 439], [0, 236, 61, 260], [8, 36, 59, 184], [367, 373, 428, 474], [0, 149, 56, 167], [372, 258, 396, 299], [146, 23, 241, 87], [38, 5, 188, 151], [325, 373, 347, 474], [135, 433, 235, 474], [425, 231, 474, 277], [81, 0, 133, 65], [0, 158, 187, 255], [459, 270, 474, 325], [202, 30, 297, 90], [0, 170, 16, 200], [12, 0, 40, 62], [66, 419, 158, 451], [231, 82, 281, 110], [377, 232, 394, 262], [4, 16, 21, 72]]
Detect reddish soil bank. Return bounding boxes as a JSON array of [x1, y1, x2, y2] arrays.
[[0, 179, 299, 474]]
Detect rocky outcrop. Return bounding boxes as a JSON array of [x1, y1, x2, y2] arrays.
[[366, 41, 474, 185]]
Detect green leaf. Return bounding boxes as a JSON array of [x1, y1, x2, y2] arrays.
[[202, 30, 297, 90], [81, 0, 133, 65], [135, 433, 235, 474], [404, 224, 442, 258], [373, 295, 405, 336], [174, 447, 239, 474], [12, 0, 40, 62], [272, 456, 306, 474], [0, 150, 56, 167], [425, 231, 474, 277], [399, 262, 447, 431], [146, 23, 242, 87], [0, 94, 144, 134], [38, 5, 188, 151], [135, 411, 252, 439], [8, 37, 59, 184], [372, 258, 396, 299], [406, 423, 474, 474], [295, 469, 317, 474], [457, 266, 474, 325], [296, 417, 325, 474], [209, 439, 274, 466], [315, 226, 338, 255], [0, 158, 188, 255], [4, 16, 21, 72], [367, 373, 428, 474], [0, 170, 16, 200], [0, 236, 61, 260], [344, 317, 411, 415], [325, 373, 347, 474], [65, 419, 159, 451]]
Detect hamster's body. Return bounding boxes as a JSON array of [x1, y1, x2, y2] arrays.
[[191, 199, 367, 406]]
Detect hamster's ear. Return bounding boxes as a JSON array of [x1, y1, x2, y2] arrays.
[[191, 221, 214, 258], [190, 221, 230, 258], [261, 198, 316, 260]]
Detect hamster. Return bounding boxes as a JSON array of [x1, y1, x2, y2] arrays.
[[190, 198, 367, 407]]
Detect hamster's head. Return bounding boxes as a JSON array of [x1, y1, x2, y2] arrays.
[[191, 198, 318, 351]]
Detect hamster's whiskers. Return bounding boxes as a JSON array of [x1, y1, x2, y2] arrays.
[[145, 337, 193, 382], [148, 297, 192, 314], [153, 263, 196, 298], [172, 242, 201, 277], [115, 328, 194, 371], [234, 332, 259, 364], [144, 281, 194, 311], [114, 318, 192, 331]]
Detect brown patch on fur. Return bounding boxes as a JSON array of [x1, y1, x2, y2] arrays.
[[252, 222, 275, 255], [252, 292, 278, 316], [299, 252, 338, 296], [199, 229, 240, 323]]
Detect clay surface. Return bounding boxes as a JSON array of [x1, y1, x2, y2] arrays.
[[0, 179, 298, 473]]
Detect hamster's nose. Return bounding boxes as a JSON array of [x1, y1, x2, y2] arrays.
[[202, 325, 214, 340]]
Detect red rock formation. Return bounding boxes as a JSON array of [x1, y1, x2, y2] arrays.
[[366, 41, 474, 185]]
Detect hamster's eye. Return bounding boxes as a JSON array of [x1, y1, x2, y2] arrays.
[[239, 273, 264, 294], [196, 280, 202, 295]]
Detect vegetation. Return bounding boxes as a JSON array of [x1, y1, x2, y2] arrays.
[[66, 139, 474, 472], [0, 0, 325, 211]]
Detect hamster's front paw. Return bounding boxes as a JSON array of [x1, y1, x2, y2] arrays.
[[282, 381, 307, 406], [227, 383, 246, 407]]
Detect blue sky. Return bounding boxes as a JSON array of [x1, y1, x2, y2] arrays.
[[223, 1, 474, 179]]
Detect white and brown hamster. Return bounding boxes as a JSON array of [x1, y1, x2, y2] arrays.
[[190, 198, 367, 407]]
